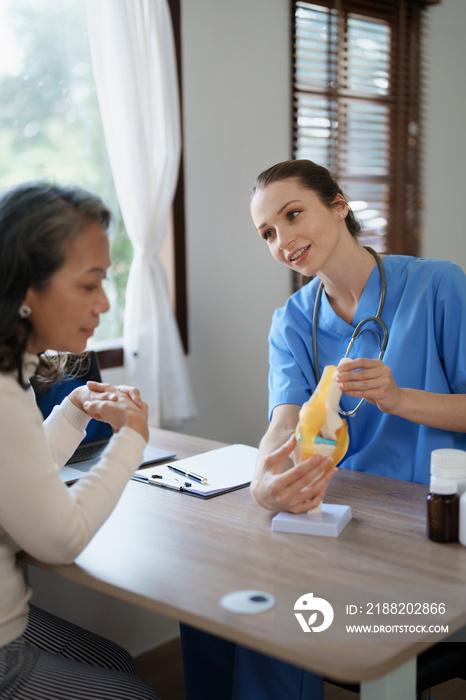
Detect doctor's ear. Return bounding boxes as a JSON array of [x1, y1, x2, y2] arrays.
[[332, 198, 348, 219]]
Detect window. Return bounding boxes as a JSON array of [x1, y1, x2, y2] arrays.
[[0, 0, 187, 357], [292, 0, 434, 255], [0, 0, 129, 342]]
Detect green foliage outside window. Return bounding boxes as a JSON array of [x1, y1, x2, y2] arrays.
[[0, 0, 131, 341]]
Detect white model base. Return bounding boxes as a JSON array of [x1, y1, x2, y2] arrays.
[[271, 504, 352, 537]]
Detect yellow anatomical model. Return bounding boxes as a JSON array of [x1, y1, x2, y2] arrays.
[[295, 365, 349, 470]]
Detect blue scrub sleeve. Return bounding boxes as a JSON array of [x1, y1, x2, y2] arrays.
[[268, 307, 314, 420], [433, 262, 466, 394]]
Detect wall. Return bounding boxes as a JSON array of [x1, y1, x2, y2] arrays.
[[30, 0, 466, 657], [422, 0, 466, 270], [180, 0, 292, 447]]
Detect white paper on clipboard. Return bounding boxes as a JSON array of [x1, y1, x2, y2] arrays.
[[134, 444, 258, 498]]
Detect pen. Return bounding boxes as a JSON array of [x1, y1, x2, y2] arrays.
[[168, 465, 208, 485], [132, 473, 150, 483], [132, 474, 170, 483], [133, 473, 192, 489], [151, 480, 184, 491]]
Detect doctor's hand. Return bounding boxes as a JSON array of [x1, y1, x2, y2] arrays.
[[251, 435, 335, 514], [335, 357, 402, 414]]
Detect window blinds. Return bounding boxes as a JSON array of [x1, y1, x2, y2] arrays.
[[292, 0, 431, 254]]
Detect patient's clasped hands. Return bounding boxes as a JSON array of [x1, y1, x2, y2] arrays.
[[69, 381, 149, 442]]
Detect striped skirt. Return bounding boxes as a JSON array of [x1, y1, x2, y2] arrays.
[[0, 605, 160, 699]]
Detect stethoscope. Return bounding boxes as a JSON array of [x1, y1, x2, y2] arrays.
[[312, 246, 389, 417]]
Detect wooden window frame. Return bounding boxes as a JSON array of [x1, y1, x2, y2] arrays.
[[168, 0, 188, 355], [291, 0, 436, 260]]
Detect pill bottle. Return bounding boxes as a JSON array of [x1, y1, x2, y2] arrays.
[[426, 477, 459, 543], [460, 491, 466, 547], [430, 448, 466, 496]]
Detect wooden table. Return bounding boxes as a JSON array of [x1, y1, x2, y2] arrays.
[[21, 428, 466, 700]]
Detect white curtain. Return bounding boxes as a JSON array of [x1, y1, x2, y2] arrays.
[[85, 0, 195, 427]]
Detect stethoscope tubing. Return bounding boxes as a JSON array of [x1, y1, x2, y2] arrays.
[[312, 247, 388, 417]]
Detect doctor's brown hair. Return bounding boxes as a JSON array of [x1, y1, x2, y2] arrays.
[[251, 159, 361, 239]]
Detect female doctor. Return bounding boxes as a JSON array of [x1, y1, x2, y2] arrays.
[[250, 158, 466, 513], [180, 159, 466, 700]]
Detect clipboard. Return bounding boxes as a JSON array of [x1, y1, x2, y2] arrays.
[[132, 444, 258, 499]]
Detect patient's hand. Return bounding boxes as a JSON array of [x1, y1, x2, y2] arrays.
[[82, 391, 149, 442], [68, 383, 149, 441], [86, 381, 144, 409], [67, 383, 116, 413]]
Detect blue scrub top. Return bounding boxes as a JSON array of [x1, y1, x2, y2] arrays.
[[268, 255, 466, 484]]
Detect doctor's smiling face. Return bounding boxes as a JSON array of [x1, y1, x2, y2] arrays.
[[250, 177, 348, 278]]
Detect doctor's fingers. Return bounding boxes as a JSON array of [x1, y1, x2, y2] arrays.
[[298, 483, 331, 512], [272, 458, 334, 500], [341, 371, 402, 414], [337, 361, 393, 392], [284, 453, 334, 489], [342, 372, 395, 398], [270, 474, 331, 514], [336, 357, 384, 380], [291, 466, 336, 513], [263, 434, 297, 474]]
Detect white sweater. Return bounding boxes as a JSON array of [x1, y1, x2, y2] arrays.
[[0, 355, 146, 647]]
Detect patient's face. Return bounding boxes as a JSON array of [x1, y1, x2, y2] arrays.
[[23, 222, 111, 355]]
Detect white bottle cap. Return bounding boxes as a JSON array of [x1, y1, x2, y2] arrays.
[[459, 491, 466, 547], [431, 449, 466, 478], [429, 475, 458, 495]]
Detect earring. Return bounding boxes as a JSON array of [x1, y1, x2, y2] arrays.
[[18, 305, 31, 319], [340, 213, 345, 218]]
